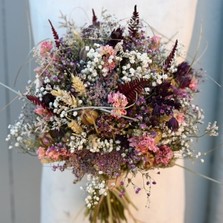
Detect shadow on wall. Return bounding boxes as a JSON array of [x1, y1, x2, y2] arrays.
[[185, 1, 223, 223], [0, 0, 41, 223]]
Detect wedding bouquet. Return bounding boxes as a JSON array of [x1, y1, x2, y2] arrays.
[[6, 6, 218, 223]]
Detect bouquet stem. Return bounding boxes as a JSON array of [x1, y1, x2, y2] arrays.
[[85, 185, 139, 223]]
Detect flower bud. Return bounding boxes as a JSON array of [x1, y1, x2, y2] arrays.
[[167, 117, 179, 131], [81, 109, 99, 125]]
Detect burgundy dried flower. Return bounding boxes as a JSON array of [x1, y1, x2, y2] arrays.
[[164, 40, 178, 72], [48, 20, 60, 48], [107, 28, 124, 47], [155, 145, 174, 166], [128, 5, 140, 38], [174, 62, 193, 88]]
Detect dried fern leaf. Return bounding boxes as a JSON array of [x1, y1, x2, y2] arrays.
[[128, 5, 140, 38], [118, 78, 149, 103]]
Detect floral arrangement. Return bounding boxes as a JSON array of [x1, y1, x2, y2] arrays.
[[6, 6, 218, 223]]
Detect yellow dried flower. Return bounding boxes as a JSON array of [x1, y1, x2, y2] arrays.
[[51, 89, 77, 107], [71, 75, 86, 96], [154, 130, 162, 144], [68, 120, 83, 134]]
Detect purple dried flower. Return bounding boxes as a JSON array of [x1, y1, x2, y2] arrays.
[[167, 117, 179, 131], [174, 62, 193, 88]]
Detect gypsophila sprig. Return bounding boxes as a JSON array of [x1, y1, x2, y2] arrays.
[[6, 5, 218, 223]]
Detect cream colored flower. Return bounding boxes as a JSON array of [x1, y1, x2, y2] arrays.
[[88, 134, 99, 151], [71, 75, 86, 96], [51, 89, 77, 107]]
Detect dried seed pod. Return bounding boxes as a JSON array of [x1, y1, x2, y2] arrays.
[[81, 109, 99, 125]]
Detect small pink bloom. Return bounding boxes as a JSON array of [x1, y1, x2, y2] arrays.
[[35, 106, 47, 116], [175, 112, 185, 125], [104, 61, 116, 71], [155, 145, 173, 166], [100, 45, 115, 56], [45, 148, 70, 161], [37, 147, 46, 160], [108, 92, 128, 118], [100, 45, 116, 72], [111, 108, 127, 117], [35, 105, 52, 121], [189, 78, 198, 91], [150, 35, 161, 50], [40, 41, 53, 57], [129, 135, 159, 154]]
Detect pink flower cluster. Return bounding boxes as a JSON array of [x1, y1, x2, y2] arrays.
[[37, 146, 70, 162], [100, 45, 116, 72], [150, 35, 161, 51], [154, 145, 173, 166], [189, 78, 198, 91], [39, 41, 53, 57], [128, 135, 159, 154], [34, 105, 52, 121], [108, 92, 128, 118], [129, 136, 173, 166]]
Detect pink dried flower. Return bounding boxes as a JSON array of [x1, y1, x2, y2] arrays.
[[189, 78, 198, 91], [108, 92, 128, 118], [40, 41, 53, 57], [34, 105, 52, 121], [37, 145, 70, 162], [100, 45, 116, 56], [46, 148, 70, 161], [129, 135, 159, 154], [155, 145, 173, 166], [175, 112, 185, 125], [46, 150, 60, 160], [37, 147, 46, 160], [100, 45, 116, 72], [150, 35, 161, 50]]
